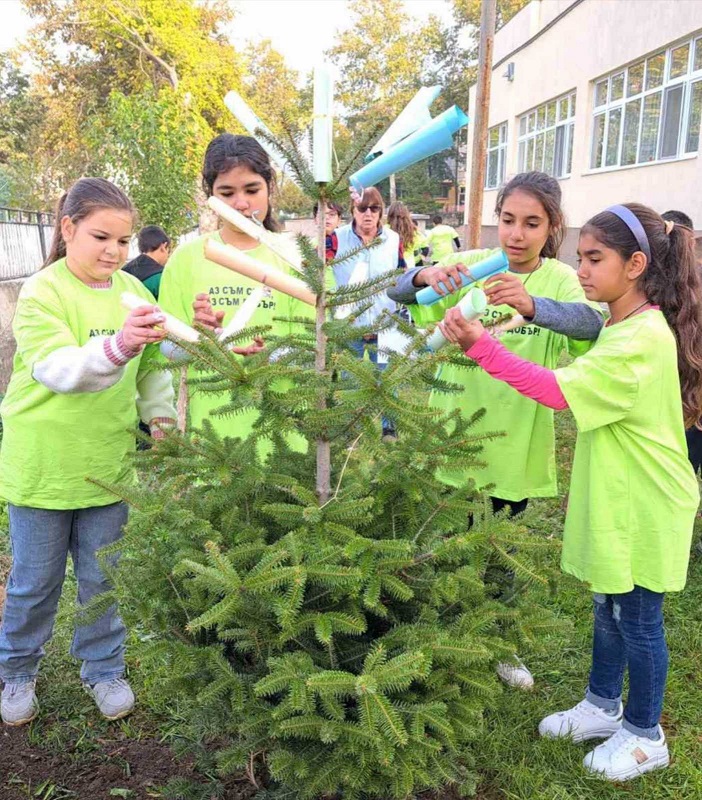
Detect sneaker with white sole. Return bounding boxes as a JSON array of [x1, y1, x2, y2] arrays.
[[1, 680, 39, 726], [539, 698, 623, 743], [583, 725, 669, 781], [85, 677, 135, 720], [496, 657, 534, 690]]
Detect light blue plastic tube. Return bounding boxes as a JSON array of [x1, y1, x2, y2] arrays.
[[416, 250, 509, 306], [350, 105, 469, 191]]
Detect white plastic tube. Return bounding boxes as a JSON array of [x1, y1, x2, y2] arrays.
[[218, 287, 267, 341], [426, 288, 487, 352], [120, 292, 200, 343]]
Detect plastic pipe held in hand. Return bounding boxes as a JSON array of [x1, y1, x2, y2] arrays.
[[426, 289, 487, 351], [206, 197, 302, 273], [204, 239, 317, 306], [218, 287, 267, 340], [416, 250, 509, 306], [120, 292, 200, 343]]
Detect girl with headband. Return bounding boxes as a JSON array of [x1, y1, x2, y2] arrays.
[[438, 203, 702, 781]]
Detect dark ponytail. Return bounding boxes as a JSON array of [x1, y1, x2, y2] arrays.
[[44, 177, 134, 268], [495, 171, 565, 259], [201, 134, 279, 232], [583, 203, 702, 427]]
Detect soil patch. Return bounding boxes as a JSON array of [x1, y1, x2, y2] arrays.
[[0, 726, 257, 800]]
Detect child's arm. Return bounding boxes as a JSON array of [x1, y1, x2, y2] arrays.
[[465, 330, 568, 410], [135, 353, 177, 438], [527, 297, 603, 340], [387, 262, 473, 305], [484, 272, 604, 340], [20, 298, 166, 394], [439, 310, 568, 409]]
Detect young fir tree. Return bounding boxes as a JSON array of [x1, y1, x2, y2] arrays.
[[97, 124, 561, 799]]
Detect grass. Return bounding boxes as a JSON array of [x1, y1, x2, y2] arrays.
[[1, 410, 701, 798]]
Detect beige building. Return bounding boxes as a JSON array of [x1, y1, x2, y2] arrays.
[[464, 0, 702, 253]]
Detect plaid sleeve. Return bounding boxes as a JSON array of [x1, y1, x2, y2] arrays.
[[326, 232, 338, 263]]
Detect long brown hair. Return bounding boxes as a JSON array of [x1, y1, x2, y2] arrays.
[[387, 201, 414, 248], [44, 178, 134, 267], [495, 171, 565, 259], [583, 203, 702, 426]]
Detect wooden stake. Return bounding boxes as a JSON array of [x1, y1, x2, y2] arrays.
[[466, 0, 497, 248]]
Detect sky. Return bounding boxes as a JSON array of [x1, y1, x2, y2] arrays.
[[0, 0, 455, 75]]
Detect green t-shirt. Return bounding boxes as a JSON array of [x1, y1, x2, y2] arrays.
[[0, 260, 160, 509], [426, 249, 597, 501], [556, 309, 698, 594], [143, 271, 162, 299], [158, 231, 312, 442], [425, 224, 458, 262]]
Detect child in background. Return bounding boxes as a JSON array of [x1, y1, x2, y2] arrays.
[[387, 201, 418, 269], [0, 178, 176, 726], [123, 224, 171, 300], [440, 203, 702, 781], [389, 172, 603, 688], [424, 214, 460, 263], [158, 134, 312, 442]]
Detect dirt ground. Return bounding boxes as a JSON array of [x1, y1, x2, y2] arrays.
[[0, 727, 259, 799]]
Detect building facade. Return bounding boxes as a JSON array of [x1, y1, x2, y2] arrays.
[[464, 0, 702, 253]]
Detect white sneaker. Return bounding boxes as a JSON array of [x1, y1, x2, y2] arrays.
[[1, 680, 39, 726], [85, 677, 135, 720], [496, 657, 534, 689], [583, 726, 669, 781], [539, 698, 622, 743]]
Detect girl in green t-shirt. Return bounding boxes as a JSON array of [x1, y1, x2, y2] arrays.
[[440, 203, 702, 782], [389, 172, 604, 690], [159, 134, 312, 441], [0, 178, 176, 727]]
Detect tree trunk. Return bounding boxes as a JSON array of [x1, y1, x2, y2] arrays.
[[389, 173, 397, 204], [315, 201, 331, 503]]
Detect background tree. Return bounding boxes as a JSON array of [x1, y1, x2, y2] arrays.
[[89, 89, 203, 236]]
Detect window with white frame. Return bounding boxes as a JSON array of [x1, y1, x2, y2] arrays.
[[485, 122, 507, 189], [590, 35, 702, 170], [517, 91, 575, 178]]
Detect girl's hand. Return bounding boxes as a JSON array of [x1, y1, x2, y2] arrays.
[[121, 305, 167, 351], [415, 263, 471, 296], [484, 272, 535, 317], [232, 336, 265, 357], [193, 293, 224, 332], [439, 306, 486, 350]]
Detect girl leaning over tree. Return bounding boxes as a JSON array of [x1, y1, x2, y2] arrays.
[[389, 172, 604, 689], [440, 203, 702, 781]]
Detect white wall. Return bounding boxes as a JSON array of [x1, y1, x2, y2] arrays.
[[466, 0, 702, 227]]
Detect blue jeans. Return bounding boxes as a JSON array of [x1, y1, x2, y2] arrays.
[[0, 502, 128, 686], [586, 586, 668, 739], [349, 336, 394, 433]]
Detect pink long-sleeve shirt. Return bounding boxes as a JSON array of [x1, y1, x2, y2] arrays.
[[465, 330, 569, 410]]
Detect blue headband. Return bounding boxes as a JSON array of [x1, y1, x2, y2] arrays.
[[605, 205, 652, 263]]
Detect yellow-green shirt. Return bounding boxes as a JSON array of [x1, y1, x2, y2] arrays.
[[0, 261, 163, 509], [425, 224, 458, 262], [428, 249, 596, 501], [158, 231, 312, 441], [557, 309, 698, 593]]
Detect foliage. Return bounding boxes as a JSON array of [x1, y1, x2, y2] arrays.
[[452, 0, 530, 30], [89, 89, 202, 237], [99, 123, 562, 800], [326, 0, 442, 130], [242, 40, 310, 136], [397, 158, 450, 215]]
